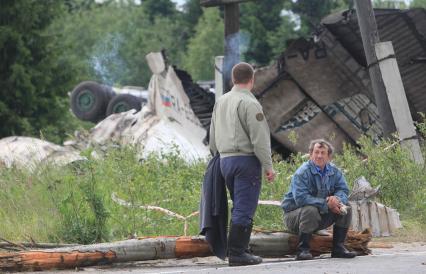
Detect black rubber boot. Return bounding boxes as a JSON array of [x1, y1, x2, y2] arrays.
[[331, 226, 357, 258], [228, 223, 263, 266], [296, 233, 313, 260]]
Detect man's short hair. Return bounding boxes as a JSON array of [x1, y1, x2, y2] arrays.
[[309, 139, 334, 155], [232, 62, 254, 84]]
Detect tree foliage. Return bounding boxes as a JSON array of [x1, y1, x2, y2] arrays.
[[290, 0, 351, 28], [183, 8, 224, 81], [182, 0, 204, 32], [141, 0, 177, 22], [373, 0, 407, 8], [49, 1, 187, 87], [267, 11, 302, 59], [240, 0, 286, 65], [410, 0, 426, 8], [0, 0, 80, 142]]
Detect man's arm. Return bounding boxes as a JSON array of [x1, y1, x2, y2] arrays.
[[209, 105, 217, 156], [333, 170, 349, 205], [292, 173, 329, 214]]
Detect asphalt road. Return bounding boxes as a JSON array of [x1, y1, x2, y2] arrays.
[[26, 242, 426, 274]]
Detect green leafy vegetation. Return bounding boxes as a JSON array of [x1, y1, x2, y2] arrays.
[[1, 124, 425, 243], [183, 8, 224, 80], [411, 0, 426, 8]]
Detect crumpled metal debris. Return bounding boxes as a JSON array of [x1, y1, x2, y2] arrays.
[[349, 176, 381, 201]]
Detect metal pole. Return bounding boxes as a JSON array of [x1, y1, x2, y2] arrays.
[[375, 42, 424, 165], [223, 3, 240, 93], [214, 56, 224, 101], [354, 0, 396, 137]]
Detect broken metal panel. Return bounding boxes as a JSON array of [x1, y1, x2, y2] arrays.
[[284, 36, 366, 106], [283, 32, 383, 139], [0, 136, 84, 171], [146, 52, 166, 75], [387, 207, 403, 232], [348, 177, 402, 237], [322, 8, 426, 120], [253, 37, 383, 152], [175, 68, 215, 131], [253, 64, 353, 153]]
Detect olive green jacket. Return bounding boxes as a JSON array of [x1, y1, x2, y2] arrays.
[[209, 85, 273, 170]]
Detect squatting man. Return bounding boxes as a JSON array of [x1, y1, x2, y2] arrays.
[[281, 139, 357, 260]]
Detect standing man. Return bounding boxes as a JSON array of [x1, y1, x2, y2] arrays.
[[281, 139, 356, 260], [209, 62, 276, 266]]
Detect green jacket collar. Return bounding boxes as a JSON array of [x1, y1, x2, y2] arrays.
[[230, 85, 256, 99]]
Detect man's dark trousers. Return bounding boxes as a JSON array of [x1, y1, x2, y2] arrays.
[[284, 205, 352, 234], [220, 155, 262, 226]]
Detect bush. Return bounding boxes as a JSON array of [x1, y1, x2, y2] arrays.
[[334, 136, 425, 211], [57, 157, 110, 244]]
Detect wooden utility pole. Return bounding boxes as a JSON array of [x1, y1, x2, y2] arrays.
[[0, 231, 372, 272], [354, 0, 396, 137], [200, 0, 252, 93], [354, 0, 424, 165]]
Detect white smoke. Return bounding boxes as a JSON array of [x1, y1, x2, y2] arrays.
[[90, 33, 127, 86], [223, 31, 251, 87]]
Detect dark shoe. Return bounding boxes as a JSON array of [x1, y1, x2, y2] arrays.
[[296, 249, 313, 260], [229, 252, 263, 266], [228, 223, 263, 266], [331, 226, 357, 258], [296, 233, 313, 260]]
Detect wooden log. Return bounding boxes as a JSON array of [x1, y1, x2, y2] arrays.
[[0, 230, 371, 272]]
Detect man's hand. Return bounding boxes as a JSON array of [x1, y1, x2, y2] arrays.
[[265, 168, 276, 183], [327, 196, 341, 214]]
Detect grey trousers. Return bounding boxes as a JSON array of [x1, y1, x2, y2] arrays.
[[284, 205, 352, 234]]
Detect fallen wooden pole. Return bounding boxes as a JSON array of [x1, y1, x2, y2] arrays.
[[0, 229, 371, 272]]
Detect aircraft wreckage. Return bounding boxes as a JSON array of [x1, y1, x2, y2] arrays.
[[255, 7, 426, 155], [1, 8, 424, 169]]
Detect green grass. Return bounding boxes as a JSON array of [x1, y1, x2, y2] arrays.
[[1, 118, 425, 244]]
